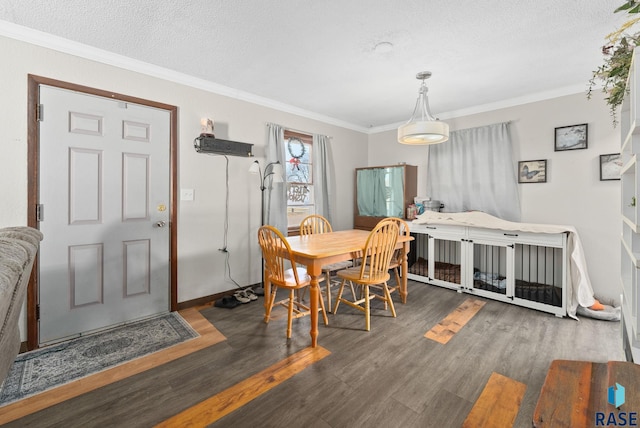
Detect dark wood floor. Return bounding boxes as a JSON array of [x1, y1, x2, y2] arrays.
[[2, 280, 624, 427]]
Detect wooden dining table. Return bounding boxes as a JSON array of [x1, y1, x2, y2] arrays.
[[264, 229, 413, 348]]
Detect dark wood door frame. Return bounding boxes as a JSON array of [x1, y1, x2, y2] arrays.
[[26, 74, 179, 350]]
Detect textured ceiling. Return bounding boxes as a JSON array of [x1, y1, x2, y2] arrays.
[[0, 1, 628, 131]]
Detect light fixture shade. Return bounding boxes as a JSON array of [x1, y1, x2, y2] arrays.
[[398, 120, 449, 145], [248, 160, 260, 174], [398, 71, 449, 145]]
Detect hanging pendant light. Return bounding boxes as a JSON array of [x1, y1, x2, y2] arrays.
[[397, 71, 449, 145]]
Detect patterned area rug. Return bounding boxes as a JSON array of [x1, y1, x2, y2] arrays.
[[0, 312, 198, 405]]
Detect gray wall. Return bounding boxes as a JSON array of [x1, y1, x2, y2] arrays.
[[0, 32, 620, 341]]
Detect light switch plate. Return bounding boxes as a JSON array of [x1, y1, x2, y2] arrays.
[[180, 188, 194, 201]]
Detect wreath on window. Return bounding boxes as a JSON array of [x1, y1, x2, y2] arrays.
[[287, 137, 305, 170]]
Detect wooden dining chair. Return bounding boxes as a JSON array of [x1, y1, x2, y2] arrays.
[[386, 217, 411, 304], [299, 214, 333, 235], [332, 219, 400, 331], [257, 225, 328, 339], [299, 214, 353, 313]]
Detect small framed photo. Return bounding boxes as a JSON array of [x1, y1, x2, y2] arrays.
[[518, 160, 547, 183], [555, 123, 588, 151], [600, 153, 622, 181]]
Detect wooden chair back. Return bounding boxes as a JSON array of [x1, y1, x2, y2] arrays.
[[390, 217, 410, 238], [356, 219, 399, 284], [258, 225, 302, 287], [299, 214, 333, 236], [386, 217, 410, 259], [383, 217, 410, 302]]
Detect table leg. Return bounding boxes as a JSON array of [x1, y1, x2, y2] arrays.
[[400, 242, 409, 304], [308, 263, 322, 348]]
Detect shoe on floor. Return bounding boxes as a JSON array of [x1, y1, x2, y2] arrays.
[[214, 296, 240, 309], [233, 291, 251, 304], [244, 288, 258, 301]]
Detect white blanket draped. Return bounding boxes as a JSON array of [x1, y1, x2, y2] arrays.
[[412, 211, 595, 319]]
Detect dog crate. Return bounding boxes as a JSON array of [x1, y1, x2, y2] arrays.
[[408, 223, 567, 316]]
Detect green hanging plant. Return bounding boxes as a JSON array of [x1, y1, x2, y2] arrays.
[[588, 1, 640, 126]]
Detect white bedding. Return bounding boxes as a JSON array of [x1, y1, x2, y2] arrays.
[[412, 211, 596, 319]]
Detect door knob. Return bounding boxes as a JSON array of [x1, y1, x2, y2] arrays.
[[155, 220, 166, 228]]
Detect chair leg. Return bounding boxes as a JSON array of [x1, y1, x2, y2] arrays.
[[349, 282, 359, 301], [381, 281, 390, 311], [324, 268, 332, 313], [383, 282, 397, 318], [394, 266, 404, 303], [264, 285, 278, 323], [296, 287, 306, 304], [318, 287, 329, 325], [287, 289, 295, 339], [364, 285, 371, 332], [333, 278, 347, 313]]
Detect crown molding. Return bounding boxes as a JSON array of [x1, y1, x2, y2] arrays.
[[369, 84, 588, 134], [1, 20, 588, 137], [0, 20, 369, 134], [438, 84, 589, 120]]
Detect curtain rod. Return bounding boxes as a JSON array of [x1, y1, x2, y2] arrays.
[[265, 122, 332, 140], [450, 120, 513, 134]]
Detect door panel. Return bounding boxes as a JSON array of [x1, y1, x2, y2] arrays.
[[470, 241, 510, 298], [69, 148, 102, 224], [38, 85, 171, 345], [69, 243, 103, 307], [431, 235, 463, 286], [513, 243, 564, 308]]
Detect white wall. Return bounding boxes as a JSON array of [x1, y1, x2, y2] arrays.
[[368, 92, 621, 304], [0, 35, 368, 340]]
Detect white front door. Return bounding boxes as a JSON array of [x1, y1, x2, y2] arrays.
[[38, 85, 171, 345]]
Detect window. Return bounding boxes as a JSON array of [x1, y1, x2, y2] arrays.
[[284, 130, 314, 232]]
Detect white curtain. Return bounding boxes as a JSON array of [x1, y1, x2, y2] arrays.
[[265, 123, 287, 233], [426, 122, 520, 221], [312, 134, 334, 224]]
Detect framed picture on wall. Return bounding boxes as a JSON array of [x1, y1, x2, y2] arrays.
[[554, 123, 588, 151], [599, 153, 622, 181], [518, 160, 547, 183]]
